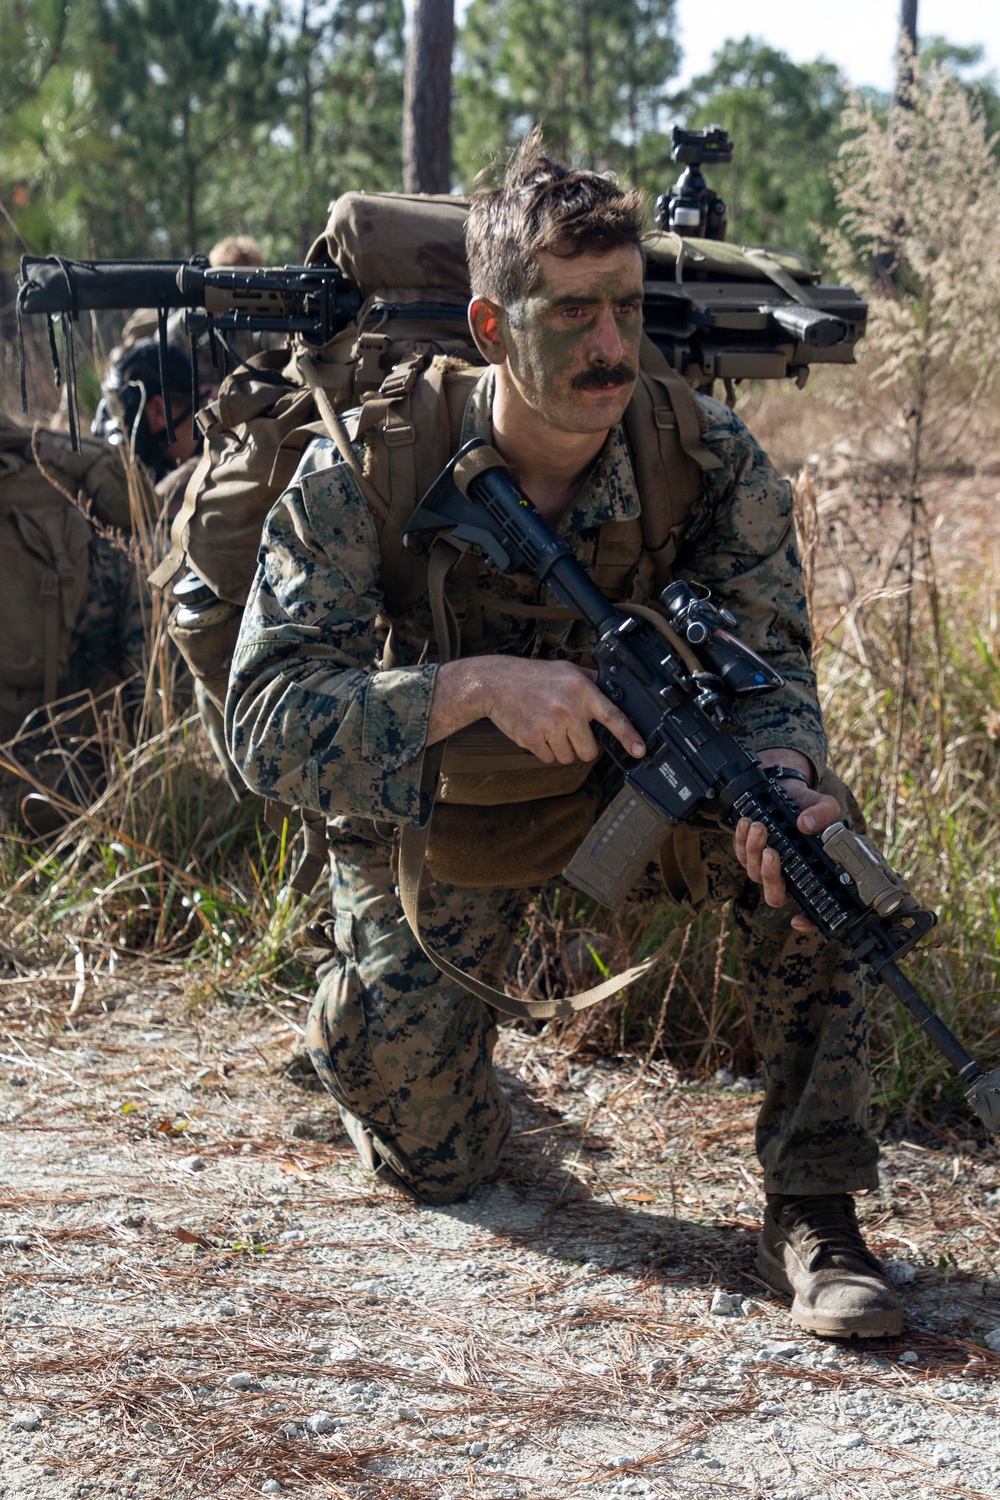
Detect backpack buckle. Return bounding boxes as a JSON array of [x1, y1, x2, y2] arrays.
[[383, 419, 415, 447], [354, 332, 391, 393], [653, 406, 677, 430], [378, 355, 425, 400]]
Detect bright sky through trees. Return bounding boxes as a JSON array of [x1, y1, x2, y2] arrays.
[[672, 0, 1000, 93]]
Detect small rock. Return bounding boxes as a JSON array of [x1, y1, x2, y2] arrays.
[[611, 1454, 637, 1468], [120, 1213, 145, 1229], [754, 1342, 801, 1363], [8, 1073, 27, 1087], [930, 1445, 958, 1467], [563, 1304, 589, 1318], [226, 1373, 256, 1390], [216, 1302, 237, 1318], [12, 1413, 40, 1431], [469, 1441, 487, 1458], [899, 1350, 920, 1365], [179, 1155, 207, 1172], [840, 1433, 866, 1449], [4, 1234, 32, 1250], [984, 1328, 1000, 1354], [582, 1361, 612, 1375], [306, 1411, 343, 1434], [282, 1422, 301, 1438], [897, 1427, 923, 1443], [709, 1290, 743, 1317], [261, 1483, 282, 1494], [278, 1230, 304, 1243], [714, 1068, 735, 1088], [885, 1260, 917, 1286]]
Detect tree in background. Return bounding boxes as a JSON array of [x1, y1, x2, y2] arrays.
[[268, 0, 405, 257], [453, 0, 679, 190], [827, 58, 1000, 802], [0, 0, 406, 277], [404, 0, 454, 192], [677, 40, 846, 262], [0, 0, 105, 285], [86, 0, 288, 257]]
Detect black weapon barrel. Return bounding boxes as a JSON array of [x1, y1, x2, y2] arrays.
[[877, 961, 980, 1083], [18, 257, 207, 316]]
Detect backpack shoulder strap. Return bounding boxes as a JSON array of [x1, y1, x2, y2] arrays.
[[623, 337, 722, 592], [351, 356, 482, 618]]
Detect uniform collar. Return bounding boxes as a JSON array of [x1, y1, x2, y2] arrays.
[[463, 368, 640, 535]]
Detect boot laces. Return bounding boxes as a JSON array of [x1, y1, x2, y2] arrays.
[[777, 1193, 883, 1275]]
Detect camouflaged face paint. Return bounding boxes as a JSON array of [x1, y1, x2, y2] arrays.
[[498, 247, 644, 435]]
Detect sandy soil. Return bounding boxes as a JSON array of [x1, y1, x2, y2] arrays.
[[1, 977, 998, 1500]]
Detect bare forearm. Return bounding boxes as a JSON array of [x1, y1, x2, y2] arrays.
[[427, 655, 645, 764], [426, 659, 494, 746]]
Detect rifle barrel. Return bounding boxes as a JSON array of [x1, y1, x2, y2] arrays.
[[18, 257, 207, 316]]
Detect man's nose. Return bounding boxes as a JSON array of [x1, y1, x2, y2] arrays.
[[588, 307, 625, 366]]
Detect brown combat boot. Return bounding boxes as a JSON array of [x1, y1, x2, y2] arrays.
[[757, 1193, 904, 1338]]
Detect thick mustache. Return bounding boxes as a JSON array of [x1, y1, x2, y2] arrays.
[[571, 364, 637, 391]]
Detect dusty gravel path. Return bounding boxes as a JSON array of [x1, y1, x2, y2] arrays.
[[1, 981, 999, 1500]]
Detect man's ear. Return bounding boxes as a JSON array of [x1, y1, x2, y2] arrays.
[[468, 298, 507, 365], [144, 393, 167, 434]]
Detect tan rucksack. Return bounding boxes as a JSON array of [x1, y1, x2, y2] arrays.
[[0, 416, 135, 743], [150, 191, 720, 715]]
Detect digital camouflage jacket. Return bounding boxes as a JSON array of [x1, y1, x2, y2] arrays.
[[226, 371, 826, 825]]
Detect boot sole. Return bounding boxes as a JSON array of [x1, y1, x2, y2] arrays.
[[756, 1244, 905, 1339]]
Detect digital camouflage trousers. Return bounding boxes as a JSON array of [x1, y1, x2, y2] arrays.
[[305, 774, 880, 1205]]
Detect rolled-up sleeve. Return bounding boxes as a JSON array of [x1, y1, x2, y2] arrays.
[[677, 398, 828, 778], [225, 441, 438, 824]]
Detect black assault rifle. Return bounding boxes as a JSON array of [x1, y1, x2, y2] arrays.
[[403, 440, 1000, 1136]]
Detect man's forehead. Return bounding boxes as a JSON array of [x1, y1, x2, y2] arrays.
[[529, 245, 644, 302]]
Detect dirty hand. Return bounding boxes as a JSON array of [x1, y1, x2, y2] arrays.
[[429, 656, 645, 764], [734, 771, 841, 933]]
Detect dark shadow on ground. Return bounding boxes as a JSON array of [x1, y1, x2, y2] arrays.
[[422, 1067, 1000, 1380]]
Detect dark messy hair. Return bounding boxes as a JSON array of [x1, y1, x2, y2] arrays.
[[466, 130, 647, 307]]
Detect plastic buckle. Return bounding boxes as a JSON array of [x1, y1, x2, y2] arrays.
[[383, 420, 415, 447]]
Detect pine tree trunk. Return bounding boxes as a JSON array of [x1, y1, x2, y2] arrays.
[[874, 0, 919, 290], [402, 0, 454, 193]]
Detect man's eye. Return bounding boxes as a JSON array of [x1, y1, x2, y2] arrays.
[[616, 301, 641, 317]]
